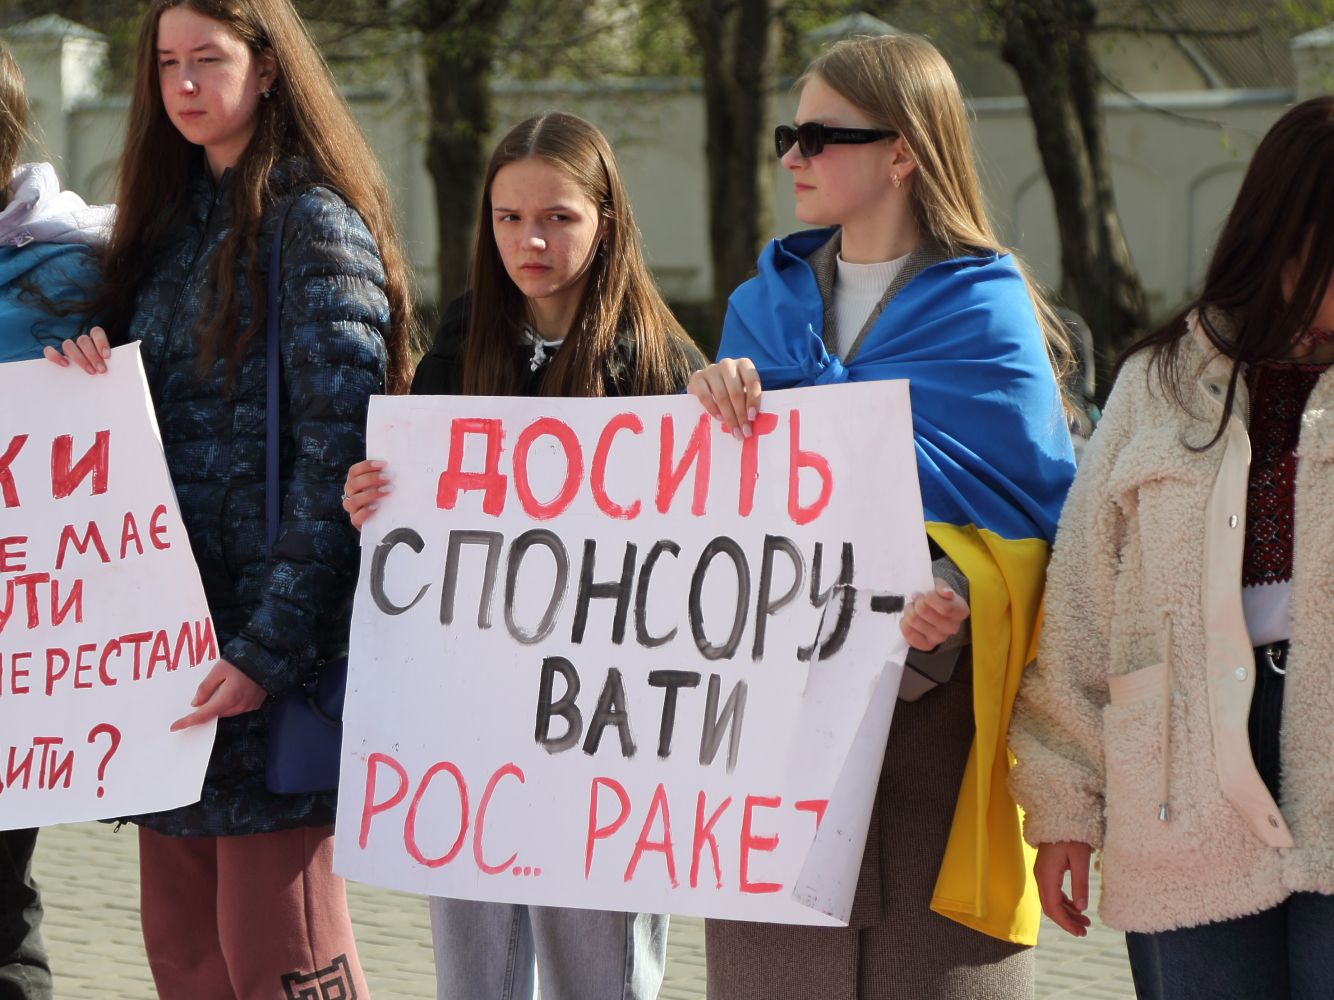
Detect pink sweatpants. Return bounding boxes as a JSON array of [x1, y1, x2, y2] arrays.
[[138, 824, 369, 999]]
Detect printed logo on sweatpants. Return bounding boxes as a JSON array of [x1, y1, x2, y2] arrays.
[[281, 953, 357, 999]]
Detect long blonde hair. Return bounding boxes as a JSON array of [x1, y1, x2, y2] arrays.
[[803, 34, 1074, 388]]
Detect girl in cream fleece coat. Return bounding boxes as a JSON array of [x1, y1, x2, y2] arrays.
[[1009, 97, 1334, 1000]]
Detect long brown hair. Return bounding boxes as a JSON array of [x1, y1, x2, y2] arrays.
[[464, 112, 695, 397], [1124, 96, 1334, 446], [0, 41, 27, 212], [802, 34, 1075, 393], [96, 0, 413, 391]]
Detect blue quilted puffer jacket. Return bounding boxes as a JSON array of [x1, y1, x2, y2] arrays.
[[128, 158, 388, 837]]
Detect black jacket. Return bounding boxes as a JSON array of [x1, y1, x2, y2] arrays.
[[412, 294, 705, 397]]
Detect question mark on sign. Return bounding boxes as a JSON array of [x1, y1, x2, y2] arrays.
[[86, 723, 122, 798]]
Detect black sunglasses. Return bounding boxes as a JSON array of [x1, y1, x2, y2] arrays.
[[774, 122, 899, 158]]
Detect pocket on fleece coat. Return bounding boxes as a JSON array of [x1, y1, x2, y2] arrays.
[[1101, 667, 1197, 869], [1108, 661, 1166, 706]]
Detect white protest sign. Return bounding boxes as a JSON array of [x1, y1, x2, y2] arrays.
[[335, 380, 931, 923], [0, 344, 216, 829]]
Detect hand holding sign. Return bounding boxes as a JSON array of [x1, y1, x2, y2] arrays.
[[687, 356, 762, 439], [900, 580, 970, 650], [342, 459, 390, 530], [42, 326, 112, 374]]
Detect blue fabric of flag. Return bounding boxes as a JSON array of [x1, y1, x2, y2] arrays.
[[718, 228, 1075, 543]]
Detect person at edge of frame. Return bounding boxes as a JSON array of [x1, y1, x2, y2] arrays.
[[1010, 95, 1334, 1000], [0, 36, 113, 1000]]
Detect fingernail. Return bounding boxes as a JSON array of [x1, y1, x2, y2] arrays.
[[732, 428, 744, 442], [742, 424, 753, 438], [101, 347, 111, 359], [747, 407, 757, 422], [370, 460, 385, 469], [939, 587, 954, 599], [1076, 898, 1087, 910]]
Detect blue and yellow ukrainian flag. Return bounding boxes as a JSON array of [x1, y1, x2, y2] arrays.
[[718, 230, 1076, 945]]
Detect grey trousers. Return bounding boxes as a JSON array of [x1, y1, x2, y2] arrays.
[[429, 897, 667, 1000]]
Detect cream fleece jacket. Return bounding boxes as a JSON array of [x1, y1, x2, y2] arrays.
[[1008, 311, 1334, 933]]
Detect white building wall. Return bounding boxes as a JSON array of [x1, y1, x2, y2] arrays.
[[965, 91, 1287, 317]]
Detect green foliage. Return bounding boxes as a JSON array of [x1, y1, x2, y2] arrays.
[[621, 2, 700, 78], [0, 0, 142, 90], [297, 0, 695, 84], [774, 0, 857, 76], [1283, 0, 1334, 27]]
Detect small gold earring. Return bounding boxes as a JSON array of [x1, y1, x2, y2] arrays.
[[892, 173, 902, 189]]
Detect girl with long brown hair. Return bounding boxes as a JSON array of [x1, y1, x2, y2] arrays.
[[343, 111, 703, 1000], [688, 33, 1076, 999], [417, 110, 699, 401], [1010, 96, 1334, 1000], [49, 0, 413, 993]]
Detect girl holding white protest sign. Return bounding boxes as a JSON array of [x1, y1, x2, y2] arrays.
[[687, 33, 1075, 1000], [47, 0, 414, 994], [0, 37, 111, 1000], [343, 111, 704, 1000]]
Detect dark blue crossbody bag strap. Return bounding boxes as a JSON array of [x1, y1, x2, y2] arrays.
[[261, 194, 348, 794], [265, 200, 293, 555]]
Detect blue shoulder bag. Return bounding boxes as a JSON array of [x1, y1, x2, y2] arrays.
[[262, 202, 349, 795]]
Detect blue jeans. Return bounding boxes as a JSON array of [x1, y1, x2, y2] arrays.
[[429, 898, 667, 1000], [1125, 642, 1334, 1000], [1126, 892, 1334, 1000]]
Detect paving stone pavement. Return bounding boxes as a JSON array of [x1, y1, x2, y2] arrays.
[[33, 822, 1133, 998]]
